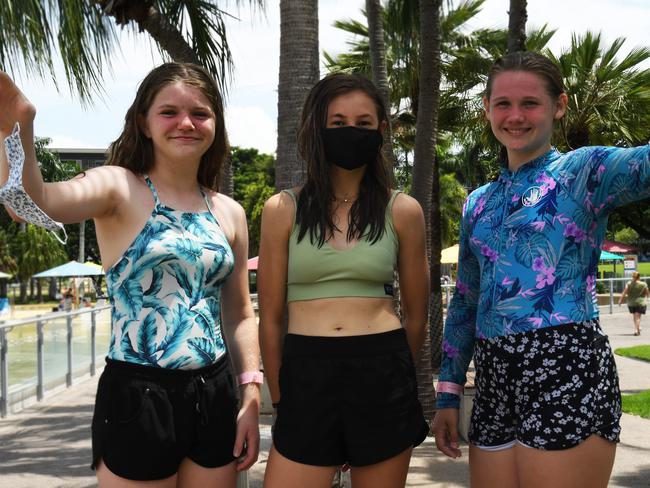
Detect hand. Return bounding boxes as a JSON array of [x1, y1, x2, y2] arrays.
[[432, 408, 462, 459], [0, 71, 36, 133], [233, 384, 260, 471]]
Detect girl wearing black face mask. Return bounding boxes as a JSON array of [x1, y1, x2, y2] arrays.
[[259, 73, 429, 488]]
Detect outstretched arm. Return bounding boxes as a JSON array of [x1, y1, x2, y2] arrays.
[[0, 71, 122, 223]]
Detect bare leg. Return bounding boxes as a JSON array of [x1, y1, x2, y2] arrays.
[[96, 460, 177, 488], [349, 448, 412, 488], [469, 445, 519, 488], [177, 458, 237, 488], [634, 312, 641, 334], [515, 435, 616, 488], [263, 446, 338, 488]]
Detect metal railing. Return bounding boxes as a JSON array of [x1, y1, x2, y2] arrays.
[[0, 304, 111, 418]]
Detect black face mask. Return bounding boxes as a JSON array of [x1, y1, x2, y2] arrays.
[[321, 126, 383, 170]]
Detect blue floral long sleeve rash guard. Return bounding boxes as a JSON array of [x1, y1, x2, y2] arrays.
[[437, 145, 650, 409]]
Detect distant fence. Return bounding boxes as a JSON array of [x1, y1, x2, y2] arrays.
[[0, 305, 111, 418]]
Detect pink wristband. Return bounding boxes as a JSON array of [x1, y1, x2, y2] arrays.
[[237, 371, 264, 385], [437, 381, 463, 396]]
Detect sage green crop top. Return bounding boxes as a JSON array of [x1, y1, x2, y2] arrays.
[[284, 189, 400, 302]]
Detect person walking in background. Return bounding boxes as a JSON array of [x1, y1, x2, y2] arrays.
[[0, 63, 260, 487], [258, 73, 429, 488], [432, 51, 650, 488], [619, 271, 649, 336]]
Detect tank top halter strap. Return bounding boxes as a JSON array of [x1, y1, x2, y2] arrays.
[[143, 175, 162, 210], [143, 174, 217, 223]]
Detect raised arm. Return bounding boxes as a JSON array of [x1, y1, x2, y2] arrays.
[[0, 71, 122, 223], [219, 198, 260, 471], [258, 192, 294, 407], [561, 145, 650, 215], [393, 193, 429, 359]]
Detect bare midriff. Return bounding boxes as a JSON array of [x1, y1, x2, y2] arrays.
[[288, 296, 401, 336]]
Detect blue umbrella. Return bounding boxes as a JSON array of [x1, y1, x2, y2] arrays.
[[32, 260, 104, 278], [599, 250, 624, 261]]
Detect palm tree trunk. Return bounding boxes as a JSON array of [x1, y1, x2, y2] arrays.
[[365, 0, 396, 169], [507, 0, 527, 53], [276, 0, 320, 191], [412, 0, 443, 421]]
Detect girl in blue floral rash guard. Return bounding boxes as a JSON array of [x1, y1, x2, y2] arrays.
[[0, 64, 261, 485], [432, 51, 650, 487]]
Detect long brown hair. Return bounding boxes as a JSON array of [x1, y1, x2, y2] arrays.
[[296, 73, 392, 246], [106, 62, 229, 190]]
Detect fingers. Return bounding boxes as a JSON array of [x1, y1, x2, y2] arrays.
[[432, 414, 462, 459], [235, 424, 260, 471]]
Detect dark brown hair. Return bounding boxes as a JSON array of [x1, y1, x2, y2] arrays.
[[485, 51, 566, 100], [296, 73, 392, 246], [106, 62, 228, 190]]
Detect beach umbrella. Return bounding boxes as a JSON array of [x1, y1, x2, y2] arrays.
[[32, 260, 104, 278]]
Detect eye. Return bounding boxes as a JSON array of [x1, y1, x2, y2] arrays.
[[356, 121, 373, 127], [523, 101, 539, 107], [192, 111, 210, 118], [495, 101, 510, 108], [331, 120, 347, 127], [160, 110, 176, 117]]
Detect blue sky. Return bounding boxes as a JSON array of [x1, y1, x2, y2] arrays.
[[13, 0, 650, 155]]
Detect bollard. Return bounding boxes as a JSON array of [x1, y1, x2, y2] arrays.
[[90, 310, 97, 376], [0, 328, 7, 418], [37, 321, 45, 400], [66, 315, 73, 387]]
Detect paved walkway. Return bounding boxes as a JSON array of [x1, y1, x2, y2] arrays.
[[1, 312, 649, 487]]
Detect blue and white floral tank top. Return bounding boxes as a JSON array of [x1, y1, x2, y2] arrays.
[[106, 176, 234, 369]]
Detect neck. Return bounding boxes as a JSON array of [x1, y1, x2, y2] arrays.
[[330, 165, 365, 199], [148, 164, 201, 195], [507, 143, 552, 172]]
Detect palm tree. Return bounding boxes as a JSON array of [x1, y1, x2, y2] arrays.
[[548, 31, 650, 240], [275, 0, 319, 191], [365, 0, 396, 167], [507, 0, 527, 53], [0, 0, 264, 100], [11, 225, 67, 303], [411, 0, 443, 420]]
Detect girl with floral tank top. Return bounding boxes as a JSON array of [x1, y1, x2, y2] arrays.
[[0, 63, 261, 486], [432, 51, 650, 488]]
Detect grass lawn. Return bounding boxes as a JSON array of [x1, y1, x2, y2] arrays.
[[614, 345, 650, 362], [598, 261, 650, 277], [622, 390, 650, 419]]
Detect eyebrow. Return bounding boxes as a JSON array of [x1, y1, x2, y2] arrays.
[[155, 103, 212, 111], [329, 112, 374, 118]]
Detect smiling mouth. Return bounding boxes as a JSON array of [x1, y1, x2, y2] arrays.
[[503, 128, 531, 135]]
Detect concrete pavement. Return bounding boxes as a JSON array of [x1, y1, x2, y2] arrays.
[[0, 311, 649, 487]]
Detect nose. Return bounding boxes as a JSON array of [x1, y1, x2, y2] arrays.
[[177, 113, 195, 130], [507, 106, 525, 122]]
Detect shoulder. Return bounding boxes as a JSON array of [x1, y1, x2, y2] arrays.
[[392, 193, 425, 233], [261, 190, 296, 229], [392, 192, 424, 219]]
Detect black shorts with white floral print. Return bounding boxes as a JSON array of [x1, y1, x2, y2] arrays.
[[468, 320, 621, 450]]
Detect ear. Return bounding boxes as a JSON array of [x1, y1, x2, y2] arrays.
[[554, 93, 568, 120], [379, 120, 388, 133], [482, 96, 490, 120], [137, 114, 151, 138]]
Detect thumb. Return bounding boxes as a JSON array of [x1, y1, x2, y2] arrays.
[[233, 424, 245, 458]]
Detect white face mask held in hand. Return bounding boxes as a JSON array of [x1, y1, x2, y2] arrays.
[[0, 123, 67, 244]]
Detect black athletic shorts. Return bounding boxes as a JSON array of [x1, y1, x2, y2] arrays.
[[468, 320, 621, 450], [91, 355, 238, 480], [273, 328, 429, 467], [628, 304, 647, 314]]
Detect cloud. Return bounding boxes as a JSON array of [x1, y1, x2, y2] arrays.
[[226, 106, 277, 155]]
